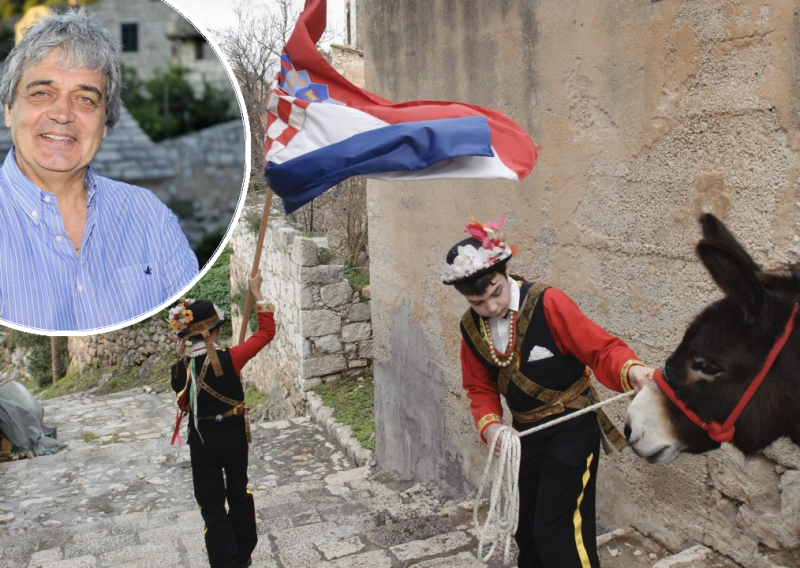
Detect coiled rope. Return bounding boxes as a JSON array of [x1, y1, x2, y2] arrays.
[[473, 390, 636, 565]]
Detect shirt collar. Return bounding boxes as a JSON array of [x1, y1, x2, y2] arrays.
[[191, 341, 220, 357], [0, 148, 98, 222], [508, 276, 520, 313]]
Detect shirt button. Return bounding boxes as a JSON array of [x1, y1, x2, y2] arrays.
[[77, 283, 84, 292], [55, 236, 63, 242], [44, 196, 51, 203], [31, 210, 38, 217]]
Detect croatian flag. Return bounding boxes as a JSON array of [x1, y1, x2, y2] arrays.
[[264, 0, 539, 214]]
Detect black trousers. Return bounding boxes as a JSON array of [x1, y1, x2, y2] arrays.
[[189, 425, 257, 568], [515, 440, 601, 568]]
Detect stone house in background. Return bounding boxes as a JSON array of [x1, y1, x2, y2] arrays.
[[4, 0, 244, 254], [14, 0, 229, 93]]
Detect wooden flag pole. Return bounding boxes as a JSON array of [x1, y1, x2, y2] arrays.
[[237, 188, 274, 345]]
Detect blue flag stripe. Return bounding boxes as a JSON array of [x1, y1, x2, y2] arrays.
[[265, 115, 493, 213]]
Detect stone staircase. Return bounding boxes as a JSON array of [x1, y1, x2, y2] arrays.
[[0, 388, 742, 567]]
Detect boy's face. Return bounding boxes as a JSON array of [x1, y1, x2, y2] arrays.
[[464, 269, 511, 319]]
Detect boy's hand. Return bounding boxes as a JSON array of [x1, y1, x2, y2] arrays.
[[248, 274, 264, 302], [484, 423, 519, 458], [628, 365, 655, 393]]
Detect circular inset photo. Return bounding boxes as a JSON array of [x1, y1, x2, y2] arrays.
[[0, 0, 248, 335]]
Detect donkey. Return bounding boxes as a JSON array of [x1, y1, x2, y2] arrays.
[[625, 213, 800, 464]]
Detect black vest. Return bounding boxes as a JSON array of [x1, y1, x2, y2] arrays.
[[171, 349, 245, 443], [461, 283, 600, 464]]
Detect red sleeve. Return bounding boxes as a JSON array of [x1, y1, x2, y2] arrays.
[[461, 339, 504, 443], [229, 307, 276, 375], [542, 288, 643, 392]]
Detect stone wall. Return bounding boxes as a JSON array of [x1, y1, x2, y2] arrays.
[[364, 0, 800, 565], [0, 330, 32, 384], [229, 201, 372, 418], [66, 320, 175, 374], [152, 120, 246, 249]]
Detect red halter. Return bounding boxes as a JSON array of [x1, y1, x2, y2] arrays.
[[653, 303, 799, 444]]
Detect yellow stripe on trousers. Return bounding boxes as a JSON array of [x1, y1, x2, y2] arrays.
[[572, 452, 595, 568]]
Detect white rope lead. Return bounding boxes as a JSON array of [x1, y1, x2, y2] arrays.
[[473, 390, 636, 565]]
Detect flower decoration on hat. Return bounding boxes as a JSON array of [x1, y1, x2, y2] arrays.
[[168, 299, 195, 332], [441, 215, 519, 284]]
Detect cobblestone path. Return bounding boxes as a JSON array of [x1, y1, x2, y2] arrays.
[[0, 388, 740, 568]]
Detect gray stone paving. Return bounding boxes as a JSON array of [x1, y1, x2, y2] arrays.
[[0, 389, 741, 568], [0, 389, 502, 568]]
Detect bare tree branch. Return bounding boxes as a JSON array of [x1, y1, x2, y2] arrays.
[[211, 0, 342, 188]]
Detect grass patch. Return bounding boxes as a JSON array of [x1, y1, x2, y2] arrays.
[[39, 369, 99, 400], [37, 356, 175, 400], [344, 266, 369, 292], [81, 432, 99, 443], [244, 386, 268, 409], [313, 376, 375, 451]]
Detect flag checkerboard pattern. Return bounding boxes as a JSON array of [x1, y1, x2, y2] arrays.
[[264, 91, 309, 163]]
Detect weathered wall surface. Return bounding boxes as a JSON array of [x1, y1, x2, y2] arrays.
[[364, 0, 800, 564], [229, 202, 373, 418]]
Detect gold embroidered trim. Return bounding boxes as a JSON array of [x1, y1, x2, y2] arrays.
[[620, 359, 645, 392], [256, 303, 275, 313], [477, 413, 502, 433]]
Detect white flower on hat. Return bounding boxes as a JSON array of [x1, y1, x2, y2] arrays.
[[441, 243, 512, 283], [442, 215, 516, 284]]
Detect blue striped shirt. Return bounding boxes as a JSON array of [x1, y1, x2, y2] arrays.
[[0, 148, 199, 332]]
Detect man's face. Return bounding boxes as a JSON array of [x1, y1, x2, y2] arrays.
[[464, 270, 512, 319], [4, 49, 107, 187]]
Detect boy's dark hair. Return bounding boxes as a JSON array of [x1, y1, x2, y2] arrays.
[[453, 262, 508, 296]]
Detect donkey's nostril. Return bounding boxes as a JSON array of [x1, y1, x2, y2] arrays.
[[624, 424, 632, 441]]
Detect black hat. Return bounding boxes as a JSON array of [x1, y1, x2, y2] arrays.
[[441, 216, 514, 285], [179, 300, 225, 338], [168, 298, 226, 376]]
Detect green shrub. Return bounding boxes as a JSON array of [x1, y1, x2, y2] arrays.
[[194, 225, 228, 269], [120, 64, 236, 141], [344, 266, 369, 292]]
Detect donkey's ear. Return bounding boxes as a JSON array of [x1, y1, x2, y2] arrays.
[[699, 214, 761, 273], [696, 239, 763, 323]]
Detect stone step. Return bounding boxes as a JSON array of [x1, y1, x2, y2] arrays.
[[0, 388, 749, 568]]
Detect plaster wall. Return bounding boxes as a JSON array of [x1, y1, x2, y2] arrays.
[[364, 0, 800, 563]]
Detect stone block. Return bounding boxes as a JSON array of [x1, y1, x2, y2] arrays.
[[302, 355, 347, 379], [321, 282, 353, 307], [348, 302, 371, 322], [708, 444, 780, 506], [292, 237, 320, 267], [780, 470, 800, 536], [303, 378, 322, 391], [298, 287, 315, 309], [764, 438, 800, 470], [737, 507, 799, 550], [276, 227, 297, 247], [314, 335, 343, 353], [342, 322, 371, 342], [361, 285, 371, 300], [389, 531, 472, 562], [348, 359, 367, 368], [299, 265, 344, 284], [358, 341, 373, 359], [300, 310, 341, 337]]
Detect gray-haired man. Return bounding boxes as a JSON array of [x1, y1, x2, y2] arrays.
[[0, 9, 198, 332]]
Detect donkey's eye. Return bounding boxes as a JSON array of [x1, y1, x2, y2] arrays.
[[691, 359, 722, 377]]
